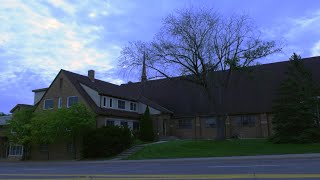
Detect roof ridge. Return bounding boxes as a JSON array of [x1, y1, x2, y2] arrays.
[[61, 69, 121, 87], [120, 56, 320, 86]]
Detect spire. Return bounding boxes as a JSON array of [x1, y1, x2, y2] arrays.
[[141, 52, 147, 82]]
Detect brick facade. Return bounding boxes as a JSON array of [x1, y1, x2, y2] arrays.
[[35, 71, 90, 112]]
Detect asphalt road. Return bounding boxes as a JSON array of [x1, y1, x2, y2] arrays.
[[1, 157, 320, 179]]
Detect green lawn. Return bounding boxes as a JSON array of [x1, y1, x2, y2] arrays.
[[126, 139, 320, 160]]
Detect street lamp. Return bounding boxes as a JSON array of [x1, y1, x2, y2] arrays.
[[316, 96, 320, 127]]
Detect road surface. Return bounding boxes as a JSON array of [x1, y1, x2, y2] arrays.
[[0, 156, 320, 179]]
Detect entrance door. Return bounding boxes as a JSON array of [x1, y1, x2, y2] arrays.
[[162, 120, 167, 136]]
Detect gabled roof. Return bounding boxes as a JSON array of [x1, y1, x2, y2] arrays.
[[10, 104, 33, 113], [61, 70, 172, 117]]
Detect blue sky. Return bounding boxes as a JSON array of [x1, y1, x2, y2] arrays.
[[1, 0, 320, 113]]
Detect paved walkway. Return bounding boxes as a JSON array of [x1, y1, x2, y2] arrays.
[[112, 141, 168, 160], [98, 153, 320, 164]]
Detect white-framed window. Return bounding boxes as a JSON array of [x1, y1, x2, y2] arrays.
[[8, 145, 23, 156], [58, 97, 62, 109], [43, 99, 54, 110], [103, 97, 107, 107], [205, 118, 217, 128], [120, 121, 128, 127], [118, 100, 125, 109], [109, 98, 113, 108], [67, 143, 74, 153], [130, 102, 137, 111], [105, 119, 115, 126], [133, 122, 139, 131], [67, 96, 78, 108]]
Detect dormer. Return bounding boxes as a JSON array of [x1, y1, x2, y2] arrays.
[[32, 88, 48, 105]]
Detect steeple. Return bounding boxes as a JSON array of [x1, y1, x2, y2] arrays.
[[141, 52, 147, 82]]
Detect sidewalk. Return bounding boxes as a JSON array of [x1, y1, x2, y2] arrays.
[[92, 153, 320, 164], [2, 153, 320, 164]]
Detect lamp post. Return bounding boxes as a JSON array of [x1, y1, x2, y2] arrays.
[[316, 96, 320, 127]]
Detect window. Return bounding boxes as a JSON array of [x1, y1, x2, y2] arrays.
[[8, 145, 23, 156], [133, 122, 139, 131], [67, 143, 74, 153], [118, 100, 125, 109], [120, 121, 128, 127], [44, 99, 54, 110], [67, 96, 78, 108], [58, 98, 62, 109], [235, 115, 256, 127], [205, 118, 217, 128], [130, 102, 137, 111], [39, 144, 48, 152], [178, 119, 192, 129], [105, 120, 115, 126], [109, 98, 113, 107], [103, 97, 106, 107]]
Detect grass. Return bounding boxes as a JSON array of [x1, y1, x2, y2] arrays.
[[126, 139, 320, 160]]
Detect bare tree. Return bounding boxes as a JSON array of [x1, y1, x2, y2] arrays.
[[119, 8, 282, 139]]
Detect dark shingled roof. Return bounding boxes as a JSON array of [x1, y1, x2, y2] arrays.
[[62, 70, 172, 118], [47, 56, 320, 118], [32, 88, 48, 92], [10, 104, 33, 113], [121, 56, 320, 117]]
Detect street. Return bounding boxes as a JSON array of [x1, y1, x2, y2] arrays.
[[0, 156, 320, 179]]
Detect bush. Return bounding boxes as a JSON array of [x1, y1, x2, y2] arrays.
[[82, 126, 133, 158], [269, 128, 320, 144], [297, 128, 320, 143], [139, 106, 155, 141]]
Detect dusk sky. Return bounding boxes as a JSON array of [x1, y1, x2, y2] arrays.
[[1, 0, 320, 113]]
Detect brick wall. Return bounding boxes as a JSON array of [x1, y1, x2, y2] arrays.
[[35, 71, 90, 112]]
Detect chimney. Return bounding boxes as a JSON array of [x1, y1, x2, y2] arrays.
[[88, 70, 95, 82]]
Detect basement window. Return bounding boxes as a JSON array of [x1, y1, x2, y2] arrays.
[[39, 144, 48, 152], [205, 118, 217, 128], [235, 115, 256, 127], [120, 121, 128, 127], [105, 120, 115, 126], [178, 119, 192, 129], [8, 145, 23, 156]]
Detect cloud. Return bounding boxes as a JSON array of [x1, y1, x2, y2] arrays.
[[0, 0, 128, 112], [312, 41, 320, 56], [259, 9, 320, 61]]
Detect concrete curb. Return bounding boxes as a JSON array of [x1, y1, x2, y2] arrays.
[[2, 153, 320, 165], [98, 153, 320, 163]]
